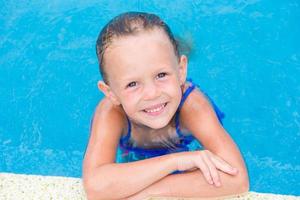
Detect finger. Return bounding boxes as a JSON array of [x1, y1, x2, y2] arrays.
[[186, 167, 198, 172], [210, 155, 239, 175], [194, 156, 214, 185], [211, 155, 238, 175], [202, 153, 221, 187]]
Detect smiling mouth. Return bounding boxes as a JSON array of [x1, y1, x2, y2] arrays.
[[143, 102, 168, 115]]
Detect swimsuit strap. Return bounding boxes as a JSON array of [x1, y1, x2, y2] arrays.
[[175, 79, 226, 137], [178, 78, 196, 110], [120, 115, 131, 144], [175, 78, 196, 137]]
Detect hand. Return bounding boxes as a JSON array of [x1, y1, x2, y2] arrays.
[[174, 150, 239, 187]]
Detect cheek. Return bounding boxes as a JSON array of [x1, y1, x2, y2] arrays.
[[170, 78, 182, 94], [119, 93, 140, 113], [120, 102, 135, 117], [175, 87, 183, 105], [165, 83, 182, 103]]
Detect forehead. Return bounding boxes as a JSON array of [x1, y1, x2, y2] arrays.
[[104, 29, 178, 80]]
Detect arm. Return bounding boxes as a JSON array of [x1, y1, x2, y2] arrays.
[[126, 169, 248, 200], [84, 154, 177, 200], [126, 89, 249, 199], [82, 99, 178, 200], [182, 89, 249, 189]]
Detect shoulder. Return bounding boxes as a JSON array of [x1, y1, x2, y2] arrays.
[[96, 97, 126, 120], [92, 97, 127, 135], [179, 85, 229, 150], [179, 85, 220, 130], [181, 84, 212, 115], [83, 97, 127, 173]]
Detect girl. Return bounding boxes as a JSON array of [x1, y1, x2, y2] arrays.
[[82, 12, 249, 200]]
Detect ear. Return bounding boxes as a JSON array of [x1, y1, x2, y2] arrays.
[[178, 55, 188, 86], [97, 80, 121, 105]]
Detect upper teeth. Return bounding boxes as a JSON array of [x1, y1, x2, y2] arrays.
[[145, 104, 165, 113]]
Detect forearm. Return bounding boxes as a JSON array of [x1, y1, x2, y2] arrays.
[[126, 142, 250, 199], [127, 167, 249, 199], [84, 153, 176, 200]]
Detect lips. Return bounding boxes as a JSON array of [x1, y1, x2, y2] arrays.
[[143, 102, 167, 114]]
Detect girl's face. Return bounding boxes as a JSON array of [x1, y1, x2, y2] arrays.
[[99, 28, 187, 130]]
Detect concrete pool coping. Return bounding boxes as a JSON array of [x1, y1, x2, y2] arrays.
[[1, 172, 299, 200]]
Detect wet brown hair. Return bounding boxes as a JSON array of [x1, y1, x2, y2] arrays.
[[96, 11, 180, 84]]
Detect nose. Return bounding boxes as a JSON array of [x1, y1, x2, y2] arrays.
[[143, 81, 161, 101]]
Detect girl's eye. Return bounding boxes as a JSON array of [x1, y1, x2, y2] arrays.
[[157, 72, 167, 78], [127, 81, 137, 88]]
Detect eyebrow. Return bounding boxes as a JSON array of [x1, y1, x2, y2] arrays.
[[120, 65, 172, 83], [153, 65, 173, 75]]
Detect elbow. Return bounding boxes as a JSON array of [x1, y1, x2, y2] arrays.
[[83, 187, 100, 200], [83, 176, 113, 200], [82, 177, 101, 200], [240, 176, 250, 193], [83, 175, 128, 200], [236, 169, 250, 194], [237, 178, 249, 194]]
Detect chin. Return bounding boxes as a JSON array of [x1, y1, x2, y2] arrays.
[[146, 116, 172, 130], [149, 123, 167, 130]]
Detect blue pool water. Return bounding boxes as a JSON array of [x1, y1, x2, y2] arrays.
[[0, 0, 299, 196]]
